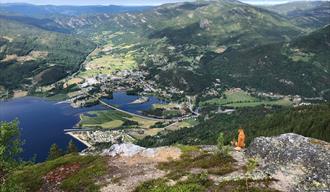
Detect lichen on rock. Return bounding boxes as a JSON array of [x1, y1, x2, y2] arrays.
[[246, 133, 330, 192]]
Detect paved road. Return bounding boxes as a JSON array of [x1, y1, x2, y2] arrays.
[[98, 99, 172, 121], [98, 99, 199, 122], [70, 46, 98, 79], [76, 81, 199, 122], [64, 128, 94, 132]]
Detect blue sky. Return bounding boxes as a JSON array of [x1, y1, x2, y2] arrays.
[[0, 0, 327, 5]]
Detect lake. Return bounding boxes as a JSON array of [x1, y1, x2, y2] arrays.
[[102, 92, 167, 114], [0, 92, 165, 162]]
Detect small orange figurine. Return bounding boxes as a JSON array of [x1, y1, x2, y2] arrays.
[[235, 128, 246, 151]]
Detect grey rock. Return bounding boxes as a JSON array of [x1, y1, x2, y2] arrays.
[[102, 143, 146, 157], [247, 133, 330, 192]]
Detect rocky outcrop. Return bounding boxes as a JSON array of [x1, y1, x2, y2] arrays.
[[99, 144, 182, 192], [247, 133, 330, 192], [101, 143, 182, 160], [101, 143, 146, 157]]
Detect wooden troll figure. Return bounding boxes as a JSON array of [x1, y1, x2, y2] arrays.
[[234, 128, 246, 151]]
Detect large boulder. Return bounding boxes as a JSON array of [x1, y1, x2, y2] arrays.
[[247, 133, 330, 192]]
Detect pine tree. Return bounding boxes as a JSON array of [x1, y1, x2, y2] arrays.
[[47, 144, 62, 160], [66, 140, 78, 154]]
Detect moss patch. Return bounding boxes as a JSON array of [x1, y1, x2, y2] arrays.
[[135, 173, 211, 192], [158, 149, 236, 176], [213, 179, 280, 192]]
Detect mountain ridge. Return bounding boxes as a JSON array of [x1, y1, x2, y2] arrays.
[[0, 0, 329, 99], [0, 3, 152, 17], [263, 1, 330, 29]]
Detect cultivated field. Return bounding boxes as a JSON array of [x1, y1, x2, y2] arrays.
[[79, 53, 137, 78], [78, 110, 158, 129], [200, 89, 293, 108]]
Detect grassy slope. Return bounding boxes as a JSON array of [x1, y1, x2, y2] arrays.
[[4, 145, 278, 192], [4, 154, 107, 191], [135, 146, 278, 192], [0, 18, 95, 90]]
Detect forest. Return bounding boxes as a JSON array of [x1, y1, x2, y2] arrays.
[[0, 18, 95, 91], [138, 103, 330, 147]]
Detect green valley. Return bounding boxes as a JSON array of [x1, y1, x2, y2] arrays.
[[0, 1, 330, 191], [0, 18, 95, 96]]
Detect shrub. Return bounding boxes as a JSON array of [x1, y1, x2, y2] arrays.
[[217, 132, 231, 156]]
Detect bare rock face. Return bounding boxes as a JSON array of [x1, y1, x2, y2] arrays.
[[99, 143, 182, 192], [200, 18, 210, 29], [247, 133, 330, 192], [101, 143, 146, 157], [101, 143, 182, 160]]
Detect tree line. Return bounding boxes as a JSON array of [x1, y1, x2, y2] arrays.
[[138, 103, 330, 147]]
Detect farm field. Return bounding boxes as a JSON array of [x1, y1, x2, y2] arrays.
[[164, 118, 199, 132], [78, 110, 159, 129], [224, 98, 293, 107], [78, 54, 137, 78], [200, 89, 293, 108], [152, 103, 180, 109]]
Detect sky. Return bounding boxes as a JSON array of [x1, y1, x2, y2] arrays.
[[0, 0, 327, 5]]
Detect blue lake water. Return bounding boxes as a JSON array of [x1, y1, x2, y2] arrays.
[[0, 97, 105, 162], [0, 92, 164, 162], [102, 92, 167, 114]]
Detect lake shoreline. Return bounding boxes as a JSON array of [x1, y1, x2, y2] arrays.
[[0, 93, 168, 162], [65, 132, 92, 148]]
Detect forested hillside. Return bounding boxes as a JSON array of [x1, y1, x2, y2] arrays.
[[1, 2, 330, 191], [57, 0, 302, 46], [49, 0, 330, 98], [0, 0, 329, 99], [0, 15, 71, 33], [0, 3, 151, 17], [64, 0, 305, 95], [264, 1, 330, 29], [0, 18, 95, 90], [138, 103, 330, 147], [205, 25, 330, 97]]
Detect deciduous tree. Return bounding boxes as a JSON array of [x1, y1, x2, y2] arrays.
[[0, 120, 23, 169]]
